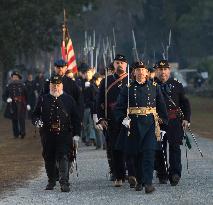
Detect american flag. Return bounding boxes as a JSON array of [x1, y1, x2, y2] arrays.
[[61, 26, 78, 73]]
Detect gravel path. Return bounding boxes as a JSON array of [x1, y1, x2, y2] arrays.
[[1, 136, 213, 205]]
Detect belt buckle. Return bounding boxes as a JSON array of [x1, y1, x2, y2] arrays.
[[51, 122, 60, 133]]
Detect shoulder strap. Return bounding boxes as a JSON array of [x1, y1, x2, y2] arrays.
[[106, 73, 127, 94]]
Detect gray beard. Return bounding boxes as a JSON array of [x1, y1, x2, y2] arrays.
[[50, 90, 63, 98]]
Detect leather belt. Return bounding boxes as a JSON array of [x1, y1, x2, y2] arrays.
[[127, 107, 161, 141]]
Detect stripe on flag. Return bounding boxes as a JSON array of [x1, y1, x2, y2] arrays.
[[61, 32, 78, 73]]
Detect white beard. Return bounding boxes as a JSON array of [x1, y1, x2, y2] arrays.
[[50, 90, 63, 98]]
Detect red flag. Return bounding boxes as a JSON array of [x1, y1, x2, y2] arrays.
[[61, 28, 78, 73]]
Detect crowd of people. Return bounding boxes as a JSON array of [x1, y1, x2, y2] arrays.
[[2, 54, 191, 194]]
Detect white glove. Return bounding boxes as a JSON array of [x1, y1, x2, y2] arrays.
[[7, 98, 12, 103], [122, 117, 131, 128], [93, 114, 103, 130], [85, 81, 90, 87], [27, 105, 31, 111], [160, 130, 166, 136], [73, 136, 80, 149], [35, 120, 43, 128], [95, 123, 103, 130], [34, 91, 39, 99], [93, 114, 98, 123], [160, 130, 166, 140], [182, 120, 190, 130]]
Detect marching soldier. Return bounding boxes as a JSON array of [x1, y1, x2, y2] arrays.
[[34, 70, 45, 97], [91, 73, 105, 149], [2, 71, 30, 138], [97, 54, 128, 186], [24, 72, 36, 119], [114, 61, 168, 193], [81, 65, 96, 146], [75, 62, 88, 91], [155, 60, 191, 186], [42, 59, 83, 179], [32, 75, 81, 192]]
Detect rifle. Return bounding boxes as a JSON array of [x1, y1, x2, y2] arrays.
[[160, 130, 169, 175], [127, 64, 130, 136], [132, 30, 139, 61], [112, 27, 116, 59], [104, 67, 108, 120]]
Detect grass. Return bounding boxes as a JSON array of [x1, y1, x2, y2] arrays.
[[0, 117, 43, 195], [189, 95, 213, 139]]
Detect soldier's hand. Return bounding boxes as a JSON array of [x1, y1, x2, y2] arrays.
[[95, 123, 103, 130], [27, 105, 31, 111], [182, 120, 189, 130], [100, 119, 108, 129], [73, 136, 80, 149], [34, 91, 39, 99], [35, 120, 43, 128], [122, 117, 131, 128], [85, 81, 90, 87], [93, 114, 103, 130], [93, 114, 98, 124], [160, 130, 166, 140], [7, 98, 12, 103]]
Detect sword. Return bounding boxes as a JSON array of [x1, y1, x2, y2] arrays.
[[184, 130, 190, 173], [104, 67, 108, 120], [160, 130, 169, 175], [127, 64, 130, 136], [187, 126, 203, 157]]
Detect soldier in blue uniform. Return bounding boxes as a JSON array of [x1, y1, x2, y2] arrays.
[[32, 75, 81, 192], [114, 61, 168, 193], [97, 54, 128, 186], [154, 60, 191, 186], [75, 62, 88, 91], [42, 59, 83, 182], [2, 71, 30, 138]]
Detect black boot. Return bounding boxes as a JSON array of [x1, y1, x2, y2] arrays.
[[170, 174, 180, 186], [44, 160, 56, 190], [135, 183, 143, 191], [61, 183, 70, 192], [45, 181, 56, 190], [145, 184, 155, 194], [128, 176, 137, 188]]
